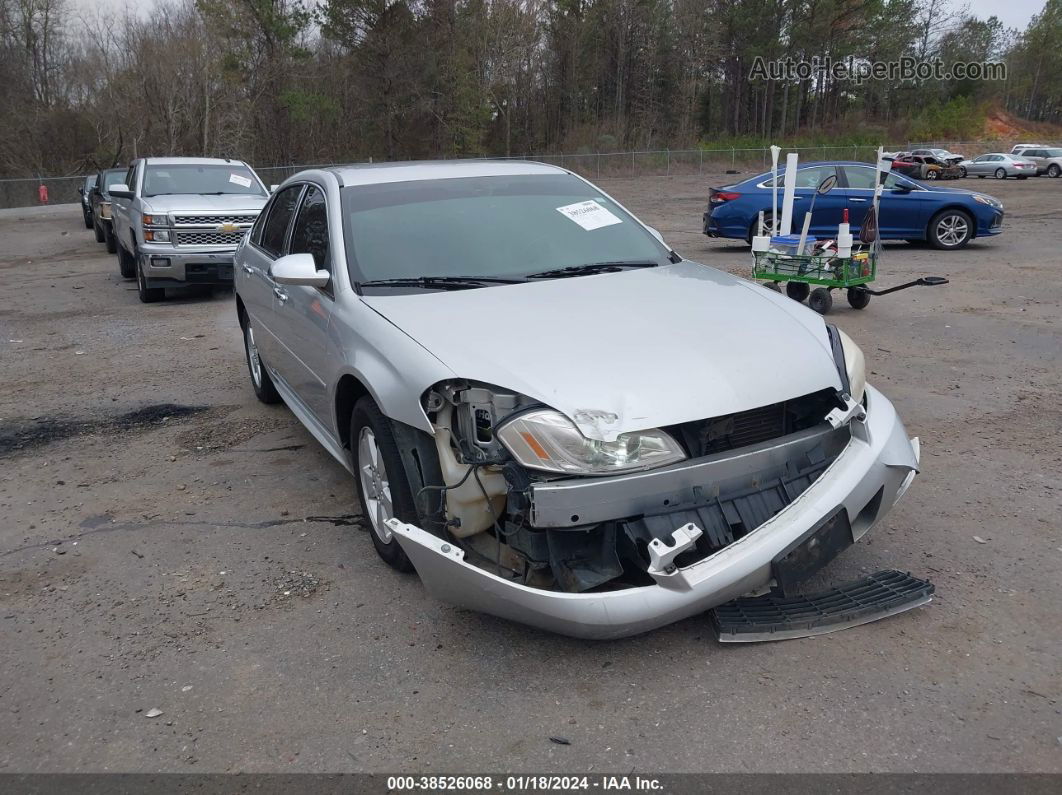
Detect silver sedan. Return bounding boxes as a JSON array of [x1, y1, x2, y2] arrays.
[[232, 161, 921, 638], [960, 153, 1037, 179]]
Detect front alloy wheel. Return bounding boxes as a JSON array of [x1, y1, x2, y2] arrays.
[[929, 210, 972, 250], [358, 427, 394, 543], [994, 168, 1007, 179], [1048, 164, 1060, 178]]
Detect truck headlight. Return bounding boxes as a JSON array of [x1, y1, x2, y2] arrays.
[[144, 228, 170, 242], [836, 328, 866, 403], [143, 214, 168, 225], [497, 409, 686, 475]]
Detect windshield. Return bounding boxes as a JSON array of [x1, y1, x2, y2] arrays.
[[341, 174, 669, 286], [142, 163, 265, 198], [100, 169, 126, 197]]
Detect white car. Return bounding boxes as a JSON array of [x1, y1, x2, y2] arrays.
[[233, 161, 923, 639]]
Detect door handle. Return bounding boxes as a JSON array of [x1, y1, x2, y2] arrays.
[[850, 197, 867, 202], [241, 264, 254, 274], [273, 287, 289, 303]]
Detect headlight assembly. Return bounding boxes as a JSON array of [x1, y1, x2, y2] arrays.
[[496, 408, 686, 475]]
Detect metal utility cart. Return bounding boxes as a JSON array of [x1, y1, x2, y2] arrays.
[[753, 249, 879, 314]]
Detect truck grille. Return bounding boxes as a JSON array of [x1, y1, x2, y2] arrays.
[[175, 230, 245, 246], [173, 214, 257, 226]]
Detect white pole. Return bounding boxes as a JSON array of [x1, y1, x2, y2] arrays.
[[780, 152, 799, 235], [770, 145, 780, 236]]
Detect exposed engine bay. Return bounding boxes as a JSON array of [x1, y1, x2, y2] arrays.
[[413, 380, 857, 594]]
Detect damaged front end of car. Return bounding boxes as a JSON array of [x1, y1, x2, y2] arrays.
[[387, 330, 921, 640]]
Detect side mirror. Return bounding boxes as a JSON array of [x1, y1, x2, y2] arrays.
[[891, 183, 912, 194], [109, 183, 133, 199], [270, 184, 279, 193], [645, 226, 666, 245], [78, 186, 85, 195], [271, 253, 329, 288]]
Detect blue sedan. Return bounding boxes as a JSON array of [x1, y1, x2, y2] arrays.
[[703, 161, 1004, 250]]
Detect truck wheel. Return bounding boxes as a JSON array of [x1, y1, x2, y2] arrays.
[[808, 288, 833, 314], [93, 221, 105, 243], [927, 209, 973, 250], [786, 281, 810, 302], [241, 317, 281, 404], [351, 396, 416, 573], [117, 242, 136, 279], [104, 226, 117, 254], [136, 257, 165, 303]]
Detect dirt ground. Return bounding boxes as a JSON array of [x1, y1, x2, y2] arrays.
[[0, 172, 1059, 774]]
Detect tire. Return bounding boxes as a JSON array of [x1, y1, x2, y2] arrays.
[[747, 213, 775, 244], [959, 166, 967, 177], [808, 287, 833, 315], [847, 287, 871, 310], [927, 209, 973, 250], [1048, 164, 1061, 178], [925, 170, 938, 180], [241, 316, 281, 404], [117, 240, 136, 278], [104, 225, 117, 254], [351, 396, 416, 573], [135, 255, 165, 303], [93, 221, 105, 243], [83, 211, 93, 229], [994, 168, 1007, 179], [786, 281, 810, 302]]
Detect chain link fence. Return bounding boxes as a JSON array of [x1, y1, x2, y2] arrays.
[[0, 140, 1028, 210]]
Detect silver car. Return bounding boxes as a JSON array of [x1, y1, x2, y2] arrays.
[[959, 153, 1037, 179], [1012, 147, 1062, 177], [233, 161, 921, 639]]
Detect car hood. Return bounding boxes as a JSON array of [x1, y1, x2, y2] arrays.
[[140, 194, 269, 214], [361, 261, 842, 440]]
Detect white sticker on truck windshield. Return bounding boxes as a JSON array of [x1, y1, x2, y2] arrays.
[[556, 200, 622, 231], [229, 173, 253, 188]]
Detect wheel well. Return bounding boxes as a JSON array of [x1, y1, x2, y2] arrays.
[[335, 375, 371, 450]]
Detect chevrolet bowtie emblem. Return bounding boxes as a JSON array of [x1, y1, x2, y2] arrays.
[[218, 223, 239, 233]]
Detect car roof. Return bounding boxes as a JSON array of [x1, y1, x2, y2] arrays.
[[327, 160, 568, 187], [142, 157, 250, 167]]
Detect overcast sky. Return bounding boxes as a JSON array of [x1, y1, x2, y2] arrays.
[[72, 0, 1046, 38]]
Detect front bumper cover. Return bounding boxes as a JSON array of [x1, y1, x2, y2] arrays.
[[389, 384, 920, 639], [139, 243, 237, 286]]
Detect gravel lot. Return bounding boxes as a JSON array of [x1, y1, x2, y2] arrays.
[[0, 172, 1059, 774]]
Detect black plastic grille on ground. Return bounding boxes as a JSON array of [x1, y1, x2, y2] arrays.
[[711, 569, 935, 642]]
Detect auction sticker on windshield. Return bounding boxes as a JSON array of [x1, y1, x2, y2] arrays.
[[556, 200, 622, 231], [229, 173, 253, 188]]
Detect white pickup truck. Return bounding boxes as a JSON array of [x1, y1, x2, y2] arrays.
[[109, 157, 271, 302]]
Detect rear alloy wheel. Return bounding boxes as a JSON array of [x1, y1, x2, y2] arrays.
[[242, 319, 281, 404], [786, 281, 810, 302], [928, 210, 973, 250], [136, 257, 165, 303], [351, 397, 416, 573], [994, 168, 1007, 179], [808, 287, 833, 315], [1048, 164, 1061, 178]]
